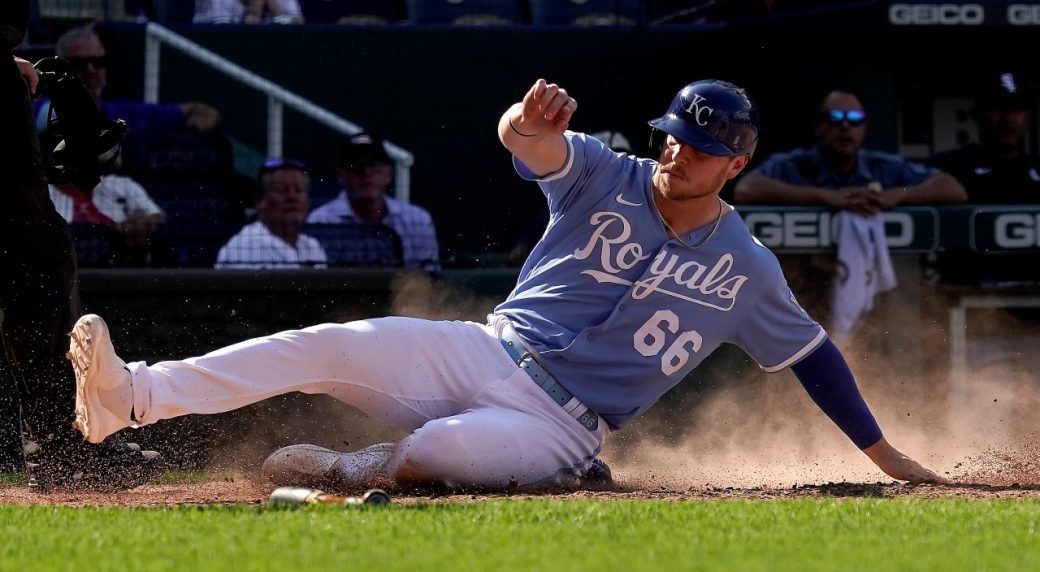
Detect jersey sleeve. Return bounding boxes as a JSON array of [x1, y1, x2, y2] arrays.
[[730, 262, 827, 372], [512, 132, 626, 215]]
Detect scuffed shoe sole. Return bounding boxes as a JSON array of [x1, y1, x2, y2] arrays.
[[262, 444, 343, 487], [68, 314, 132, 444], [262, 442, 395, 493]]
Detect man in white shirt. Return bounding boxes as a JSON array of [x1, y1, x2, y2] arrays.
[[307, 133, 440, 271], [215, 158, 327, 269], [49, 174, 166, 267], [49, 174, 165, 228]]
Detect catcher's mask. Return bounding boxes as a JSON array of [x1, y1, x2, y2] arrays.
[[34, 57, 127, 191], [648, 79, 759, 158]]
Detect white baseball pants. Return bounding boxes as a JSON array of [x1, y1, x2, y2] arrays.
[[124, 316, 608, 488]]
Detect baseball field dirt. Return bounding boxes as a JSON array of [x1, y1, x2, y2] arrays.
[[1, 466, 1038, 507]]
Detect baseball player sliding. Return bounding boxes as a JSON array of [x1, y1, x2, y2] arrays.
[[67, 78, 947, 490]]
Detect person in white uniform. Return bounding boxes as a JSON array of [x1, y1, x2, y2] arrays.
[[65, 79, 946, 491]]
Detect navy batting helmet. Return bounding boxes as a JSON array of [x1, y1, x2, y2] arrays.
[[648, 80, 760, 157]]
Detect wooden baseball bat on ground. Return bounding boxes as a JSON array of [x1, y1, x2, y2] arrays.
[[270, 487, 391, 506]]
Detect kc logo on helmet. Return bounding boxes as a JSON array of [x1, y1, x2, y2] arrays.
[[684, 94, 714, 126]]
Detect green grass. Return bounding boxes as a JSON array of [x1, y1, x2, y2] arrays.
[[1, 498, 1038, 571]]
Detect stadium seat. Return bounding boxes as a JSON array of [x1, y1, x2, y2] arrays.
[[120, 129, 236, 182], [155, 0, 197, 23], [145, 180, 240, 201], [157, 197, 236, 224], [155, 222, 240, 268], [297, 0, 405, 24], [405, 0, 524, 26], [67, 222, 120, 268], [529, 0, 642, 26], [303, 223, 403, 267]]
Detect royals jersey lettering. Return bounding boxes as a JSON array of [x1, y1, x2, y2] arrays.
[[494, 133, 826, 429]]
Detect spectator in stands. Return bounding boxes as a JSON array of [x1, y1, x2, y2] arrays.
[[734, 87, 966, 336], [930, 71, 1040, 204], [194, 0, 305, 24], [308, 133, 440, 272], [216, 158, 327, 269], [735, 87, 966, 213], [35, 27, 221, 132], [507, 129, 634, 267], [48, 171, 166, 266]]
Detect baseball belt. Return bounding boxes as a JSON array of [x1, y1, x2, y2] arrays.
[[498, 325, 599, 432]]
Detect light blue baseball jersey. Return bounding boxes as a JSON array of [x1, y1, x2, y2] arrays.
[[494, 132, 826, 430]]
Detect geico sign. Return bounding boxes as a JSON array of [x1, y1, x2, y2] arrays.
[[889, 3, 984, 25], [744, 212, 915, 248], [994, 213, 1040, 247], [1008, 4, 1040, 25]]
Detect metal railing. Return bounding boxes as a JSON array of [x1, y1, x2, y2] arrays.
[[142, 22, 414, 202]]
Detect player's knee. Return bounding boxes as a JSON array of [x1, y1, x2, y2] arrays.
[[388, 419, 496, 488]]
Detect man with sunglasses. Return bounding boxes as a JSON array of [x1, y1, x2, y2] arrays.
[[215, 158, 327, 269], [308, 133, 440, 272], [735, 88, 965, 214], [34, 27, 221, 133], [734, 88, 965, 335]]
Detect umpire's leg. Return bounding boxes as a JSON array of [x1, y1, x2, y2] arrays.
[[0, 46, 83, 459]]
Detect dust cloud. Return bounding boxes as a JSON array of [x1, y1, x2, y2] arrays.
[[199, 273, 499, 473], [604, 292, 1040, 490], [205, 274, 1040, 490]]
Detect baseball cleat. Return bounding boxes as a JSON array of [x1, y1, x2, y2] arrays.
[[68, 314, 134, 444], [582, 457, 613, 485], [262, 442, 395, 493]]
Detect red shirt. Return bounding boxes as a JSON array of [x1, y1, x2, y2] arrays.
[[56, 185, 114, 225]]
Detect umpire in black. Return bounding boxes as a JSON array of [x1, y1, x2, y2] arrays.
[[1, 1, 157, 488]]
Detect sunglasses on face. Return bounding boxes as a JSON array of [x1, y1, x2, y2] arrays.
[[65, 56, 107, 71], [258, 157, 306, 177], [822, 109, 867, 126]]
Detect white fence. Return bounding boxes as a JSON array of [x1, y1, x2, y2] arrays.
[[142, 22, 414, 202]]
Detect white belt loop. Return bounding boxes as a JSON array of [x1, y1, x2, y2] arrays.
[[497, 320, 600, 433], [562, 397, 583, 415]]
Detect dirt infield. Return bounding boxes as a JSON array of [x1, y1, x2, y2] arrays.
[[1, 432, 1037, 507], [2, 476, 1039, 507]]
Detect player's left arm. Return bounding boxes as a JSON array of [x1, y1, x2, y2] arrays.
[[791, 339, 949, 484], [877, 171, 967, 209]]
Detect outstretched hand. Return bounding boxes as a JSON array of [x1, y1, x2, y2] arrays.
[[514, 79, 577, 137], [863, 437, 949, 484]]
